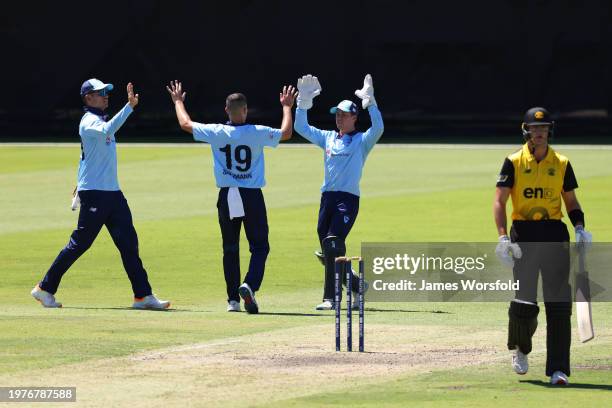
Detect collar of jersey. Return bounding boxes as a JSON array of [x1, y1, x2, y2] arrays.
[[337, 130, 358, 138], [522, 143, 554, 163], [83, 106, 109, 121], [225, 121, 249, 127]]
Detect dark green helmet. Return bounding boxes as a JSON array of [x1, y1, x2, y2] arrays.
[[521, 107, 554, 140]]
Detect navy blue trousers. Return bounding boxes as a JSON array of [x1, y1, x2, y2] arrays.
[[217, 188, 270, 302], [40, 190, 153, 298], [317, 191, 360, 299], [317, 191, 360, 244]]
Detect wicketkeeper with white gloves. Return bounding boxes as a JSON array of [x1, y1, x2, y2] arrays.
[[294, 74, 384, 310], [493, 107, 592, 385], [31, 79, 170, 310]]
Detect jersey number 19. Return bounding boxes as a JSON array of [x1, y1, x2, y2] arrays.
[[219, 144, 252, 172]]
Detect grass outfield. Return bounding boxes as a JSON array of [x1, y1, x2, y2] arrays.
[[0, 144, 610, 407]]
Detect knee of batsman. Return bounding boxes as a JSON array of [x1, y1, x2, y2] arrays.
[[544, 302, 572, 318], [508, 301, 540, 319]]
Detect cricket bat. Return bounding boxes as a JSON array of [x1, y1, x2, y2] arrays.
[[575, 244, 594, 343]]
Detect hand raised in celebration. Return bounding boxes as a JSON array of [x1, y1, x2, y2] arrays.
[[127, 82, 139, 108], [166, 80, 187, 104], [354, 74, 376, 109], [280, 85, 297, 108]]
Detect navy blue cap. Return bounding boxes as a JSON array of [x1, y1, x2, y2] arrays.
[[80, 78, 113, 97]]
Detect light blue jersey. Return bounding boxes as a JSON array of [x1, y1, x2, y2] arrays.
[[294, 105, 384, 196], [77, 104, 133, 191], [192, 123, 282, 188]]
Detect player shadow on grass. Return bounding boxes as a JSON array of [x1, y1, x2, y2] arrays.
[[364, 307, 452, 314], [62, 306, 178, 312], [61, 306, 451, 315], [61, 307, 325, 315], [520, 380, 612, 390], [257, 311, 333, 317]]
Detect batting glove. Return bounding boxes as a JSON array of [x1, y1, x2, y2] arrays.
[[575, 225, 593, 249], [296, 74, 322, 110], [495, 235, 522, 269], [354, 74, 377, 109]]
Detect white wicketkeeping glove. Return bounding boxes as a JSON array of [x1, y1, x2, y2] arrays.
[[575, 226, 592, 249], [296, 74, 322, 110], [495, 235, 522, 268], [71, 191, 80, 211], [354, 74, 376, 109]]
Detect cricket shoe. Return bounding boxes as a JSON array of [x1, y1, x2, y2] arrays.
[[511, 348, 528, 375], [227, 300, 241, 312], [31, 285, 62, 308], [316, 299, 335, 310], [132, 294, 171, 310], [550, 371, 569, 385], [352, 280, 369, 310], [239, 283, 259, 314]]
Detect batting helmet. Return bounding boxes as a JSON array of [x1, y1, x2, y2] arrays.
[[521, 107, 554, 140]]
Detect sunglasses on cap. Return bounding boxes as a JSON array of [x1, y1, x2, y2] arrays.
[[89, 89, 110, 97]]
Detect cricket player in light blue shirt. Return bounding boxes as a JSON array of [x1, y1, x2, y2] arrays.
[[31, 79, 170, 310], [294, 74, 384, 310], [167, 80, 297, 314]]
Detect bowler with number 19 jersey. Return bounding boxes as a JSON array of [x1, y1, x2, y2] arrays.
[[192, 122, 282, 306]]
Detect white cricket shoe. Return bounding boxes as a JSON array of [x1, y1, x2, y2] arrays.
[[316, 299, 334, 310], [511, 349, 528, 375], [238, 283, 258, 314], [227, 300, 241, 312], [132, 294, 171, 310], [31, 285, 62, 308], [550, 371, 569, 385]]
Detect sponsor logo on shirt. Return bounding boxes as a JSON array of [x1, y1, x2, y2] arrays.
[[522, 187, 554, 199], [548, 168, 555, 176]]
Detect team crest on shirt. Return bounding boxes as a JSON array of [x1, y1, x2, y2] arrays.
[[547, 168, 555, 176]]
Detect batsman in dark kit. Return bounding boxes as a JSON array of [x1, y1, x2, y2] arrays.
[[493, 107, 592, 385]]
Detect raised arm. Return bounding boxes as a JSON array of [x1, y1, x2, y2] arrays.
[[85, 83, 138, 136], [355, 75, 384, 152], [279, 85, 297, 141], [166, 80, 193, 134]]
